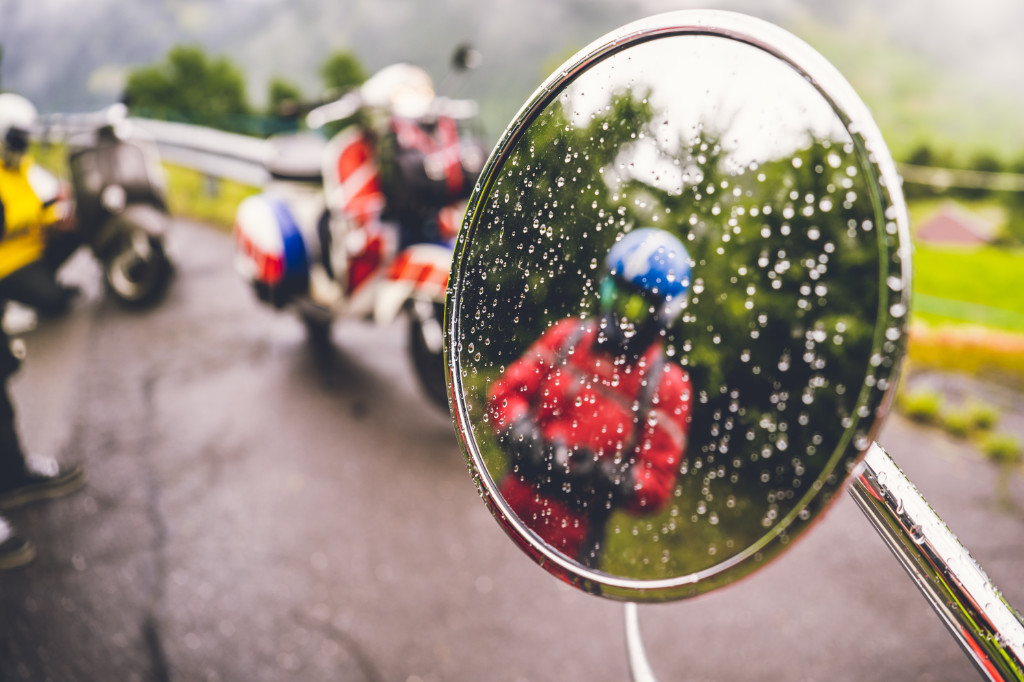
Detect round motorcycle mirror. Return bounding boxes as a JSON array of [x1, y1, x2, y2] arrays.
[[446, 10, 910, 602]]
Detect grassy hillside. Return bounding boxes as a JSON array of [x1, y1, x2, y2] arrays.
[[162, 164, 259, 231], [913, 245, 1024, 332]]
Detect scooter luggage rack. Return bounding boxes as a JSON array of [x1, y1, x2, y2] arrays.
[[625, 442, 1024, 682]]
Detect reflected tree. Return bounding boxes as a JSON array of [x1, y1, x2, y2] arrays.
[[458, 79, 899, 578]]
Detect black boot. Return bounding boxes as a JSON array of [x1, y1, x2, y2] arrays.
[[0, 517, 35, 569], [0, 455, 86, 510]]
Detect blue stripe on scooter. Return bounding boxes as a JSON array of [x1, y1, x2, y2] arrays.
[[265, 195, 308, 276]]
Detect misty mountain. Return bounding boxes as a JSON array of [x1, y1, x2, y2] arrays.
[[1, 0, 1022, 161]]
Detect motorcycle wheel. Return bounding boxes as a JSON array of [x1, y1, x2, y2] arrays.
[[104, 234, 172, 308], [408, 300, 450, 412]]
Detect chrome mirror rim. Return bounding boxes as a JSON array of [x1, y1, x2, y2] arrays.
[[446, 9, 912, 602]]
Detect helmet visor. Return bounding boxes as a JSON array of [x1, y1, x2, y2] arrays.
[[4, 127, 29, 154], [600, 276, 658, 329]]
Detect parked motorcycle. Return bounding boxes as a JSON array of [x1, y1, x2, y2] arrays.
[[234, 49, 486, 409], [65, 106, 174, 307], [445, 11, 1024, 681]]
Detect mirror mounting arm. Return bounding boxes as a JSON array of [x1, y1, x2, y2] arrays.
[[624, 443, 1024, 682], [624, 602, 657, 682], [852, 443, 1024, 681]]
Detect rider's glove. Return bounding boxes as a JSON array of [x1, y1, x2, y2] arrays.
[[502, 415, 546, 478], [501, 416, 636, 511], [564, 454, 636, 514], [502, 416, 574, 490]]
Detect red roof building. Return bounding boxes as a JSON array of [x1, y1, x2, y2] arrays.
[[915, 204, 993, 246]]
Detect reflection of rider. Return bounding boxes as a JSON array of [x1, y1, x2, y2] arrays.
[[0, 93, 80, 317], [488, 228, 693, 568]]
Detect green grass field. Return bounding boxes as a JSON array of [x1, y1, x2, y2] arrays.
[[912, 244, 1024, 333], [905, 199, 1024, 383], [162, 163, 260, 232]]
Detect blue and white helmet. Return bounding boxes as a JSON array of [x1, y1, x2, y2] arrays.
[[604, 228, 691, 328]]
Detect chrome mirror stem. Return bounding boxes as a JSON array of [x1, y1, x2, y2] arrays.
[[624, 602, 657, 682], [851, 443, 1024, 681], [624, 443, 1024, 681]]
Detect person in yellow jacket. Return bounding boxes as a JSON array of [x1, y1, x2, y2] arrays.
[[0, 93, 85, 570], [0, 94, 80, 316]]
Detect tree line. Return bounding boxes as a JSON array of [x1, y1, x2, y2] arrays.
[[115, 44, 1024, 243], [121, 44, 368, 137]]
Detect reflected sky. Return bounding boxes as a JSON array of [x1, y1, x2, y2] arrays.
[[562, 36, 851, 179]]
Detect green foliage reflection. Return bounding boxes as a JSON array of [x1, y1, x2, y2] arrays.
[[458, 81, 898, 579]]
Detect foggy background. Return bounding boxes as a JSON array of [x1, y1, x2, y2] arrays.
[[2, 0, 1023, 162]]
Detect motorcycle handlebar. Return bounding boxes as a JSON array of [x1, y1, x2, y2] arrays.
[[306, 92, 479, 130], [305, 93, 362, 129]]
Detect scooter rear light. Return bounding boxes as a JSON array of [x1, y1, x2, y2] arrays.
[[260, 256, 285, 285], [235, 225, 285, 286]]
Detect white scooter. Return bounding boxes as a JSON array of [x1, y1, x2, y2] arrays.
[[235, 49, 486, 409]]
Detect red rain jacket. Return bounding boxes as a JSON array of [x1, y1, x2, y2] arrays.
[[487, 318, 692, 559]]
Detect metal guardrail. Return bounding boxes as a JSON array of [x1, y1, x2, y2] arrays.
[[40, 111, 270, 187], [40, 112, 1024, 193], [900, 163, 1024, 193], [130, 118, 269, 186]]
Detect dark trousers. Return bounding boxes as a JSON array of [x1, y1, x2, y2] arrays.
[[0, 230, 82, 316], [0, 317, 25, 480]]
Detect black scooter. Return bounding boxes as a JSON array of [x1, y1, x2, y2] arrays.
[[66, 115, 173, 308]]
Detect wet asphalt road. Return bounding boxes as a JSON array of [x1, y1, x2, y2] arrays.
[[0, 219, 1021, 681]]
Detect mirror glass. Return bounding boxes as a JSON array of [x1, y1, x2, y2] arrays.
[[447, 12, 910, 601]]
